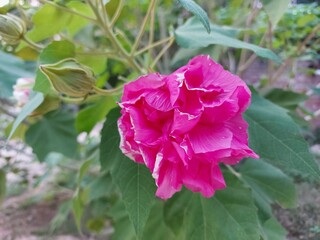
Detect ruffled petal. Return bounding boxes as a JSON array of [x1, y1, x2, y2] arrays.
[[188, 124, 233, 154], [118, 111, 144, 163], [127, 106, 162, 147], [144, 86, 173, 112], [155, 160, 183, 199], [171, 109, 201, 135], [122, 73, 165, 103], [182, 159, 226, 197]]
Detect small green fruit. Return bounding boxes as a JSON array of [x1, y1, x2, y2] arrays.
[[40, 58, 96, 98], [0, 14, 26, 45]]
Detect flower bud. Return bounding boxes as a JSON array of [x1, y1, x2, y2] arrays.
[[0, 14, 26, 45], [39, 58, 96, 98]]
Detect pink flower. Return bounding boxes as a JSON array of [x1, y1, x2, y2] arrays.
[[13, 78, 34, 107], [118, 55, 259, 199]]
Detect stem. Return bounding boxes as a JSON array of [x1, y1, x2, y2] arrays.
[[39, 0, 96, 22], [238, 3, 260, 72], [226, 165, 241, 178], [150, 36, 174, 69], [98, 0, 109, 25], [75, 50, 124, 62], [115, 29, 134, 48], [148, 0, 157, 57], [86, 0, 142, 73], [22, 36, 43, 51], [237, 32, 267, 76], [135, 37, 172, 56], [110, 0, 124, 27], [92, 85, 123, 96], [267, 21, 274, 82], [130, 0, 156, 56], [60, 96, 86, 104]]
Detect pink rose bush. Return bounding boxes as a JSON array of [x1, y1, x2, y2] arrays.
[[118, 55, 258, 199]]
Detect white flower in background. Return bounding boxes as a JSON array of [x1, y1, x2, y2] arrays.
[[13, 77, 34, 107]]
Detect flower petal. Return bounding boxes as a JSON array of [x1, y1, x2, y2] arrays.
[[188, 124, 233, 154]]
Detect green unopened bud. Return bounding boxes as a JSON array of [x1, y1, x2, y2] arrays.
[[39, 58, 96, 98], [0, 14, 26, 45]]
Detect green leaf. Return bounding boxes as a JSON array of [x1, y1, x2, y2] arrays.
[[245, 91, 320, 179], [261, 217, 287, 240], [261, 0, 290, 28], [112, 155, 156, 239], [0, 170, 6, 205], [72, 158, 94, 233], [177, 0, 210, 33], [100, 107, 122, 171], [34, 40, 75, 94], [0, 51, 34, 98], [264, 88, 307, 110], [27, 4, 72, 42], [240, 159, 296, 209], [75, 96, 116, 133], [66, 1, 94, 36], [7, 92, 44, 141], [297, 14, 316, 27], [40, 41, 76, 64], [109, 200, 136, 240], [89, 173, 116, 201], [100, 107, 157, 239], [25, 110, 78, 161], [183, 175, 261, 240], [142, 202, 177, 240], [164, 190, 193, 236], [110, 201, 177, 240], [72, 191, 85, 234], [175, 17, 282, 63], [77, 158, 94, 185]]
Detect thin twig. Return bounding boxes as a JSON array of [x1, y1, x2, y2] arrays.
[[135, 37, 172, 56], [151, 36, 174, 69], [22, 36, 43, 51], [148, 0, 157, 57], [85, 0, 142, 73], [110, 0, 124, 27], [130, 0, 156, 56], [226, 165, 241, 178], [238, 3, 260, 72], [237, 32, 267, 76]]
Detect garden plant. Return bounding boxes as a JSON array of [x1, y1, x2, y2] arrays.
[[0, 0, 320, 239]]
